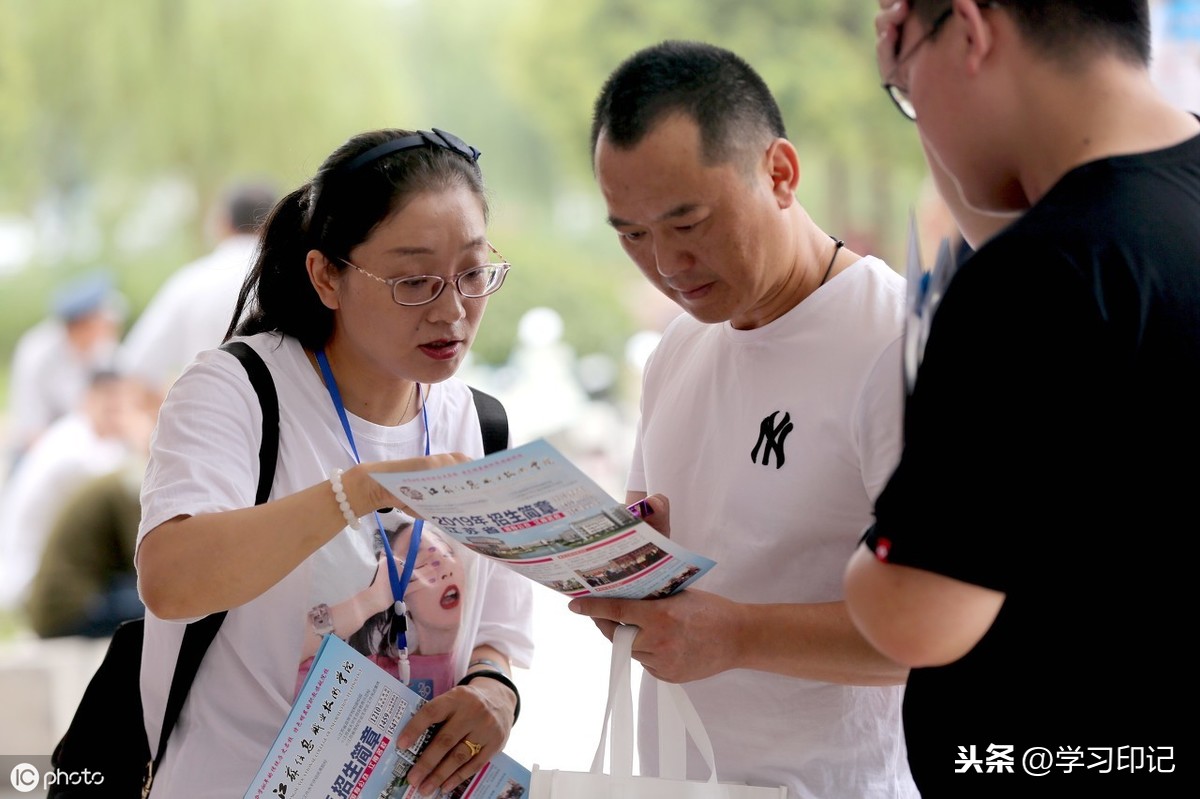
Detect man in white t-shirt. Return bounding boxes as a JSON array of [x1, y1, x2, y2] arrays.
[[4, 273, 125, 469], [569, 41, 916, 799], [118, 180, 278, 399]]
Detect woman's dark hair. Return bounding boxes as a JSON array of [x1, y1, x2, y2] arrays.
[[226, 129, 488, 350]]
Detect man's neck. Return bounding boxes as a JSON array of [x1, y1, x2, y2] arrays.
[[1013, 61, 1199, 206]]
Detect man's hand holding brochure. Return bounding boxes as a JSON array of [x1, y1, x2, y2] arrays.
[[369, 438, 714, 600]]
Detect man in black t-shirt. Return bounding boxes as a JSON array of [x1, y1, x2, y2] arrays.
[[844, 1, 1199, 795]]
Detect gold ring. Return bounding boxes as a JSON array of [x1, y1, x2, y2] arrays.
[[463, 738, 483, 758]]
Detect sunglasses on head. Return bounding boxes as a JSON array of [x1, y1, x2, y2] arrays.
[[341, 128, 482, 174]]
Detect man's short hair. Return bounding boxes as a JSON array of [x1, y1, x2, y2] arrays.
[[590, 40, 787, 169], [911, 0, 1151, 66]]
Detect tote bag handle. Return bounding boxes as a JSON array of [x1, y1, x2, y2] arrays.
[[591, 624, 720, 783]]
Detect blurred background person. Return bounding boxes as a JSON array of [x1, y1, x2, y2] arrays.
[[490, 306, 588, 444], [24, 460, 145, 638], [117, 179, 279, 402], [0, 369, 154, 617], [4, 272, 126, 472]]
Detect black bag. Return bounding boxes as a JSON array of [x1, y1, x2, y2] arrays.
[[48, 341, 279, 798], [50, 615, 151, 793], [48, 613, 227, 798]]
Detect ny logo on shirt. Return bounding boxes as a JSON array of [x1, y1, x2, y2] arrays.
[[751, 410, 793, 469]]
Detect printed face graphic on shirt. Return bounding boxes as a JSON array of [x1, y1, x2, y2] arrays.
[[296, 520, 466, 702], [397, 526, 463, 635]]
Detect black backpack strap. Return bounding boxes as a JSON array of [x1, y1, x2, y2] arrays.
[[154, 613, 225, 788], [470, 386, 509, 455], [221, 341, 281, 506], [147, 342, 280, 792]]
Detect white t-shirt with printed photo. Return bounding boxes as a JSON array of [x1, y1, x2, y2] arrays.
[[137, 332, 534, 799]]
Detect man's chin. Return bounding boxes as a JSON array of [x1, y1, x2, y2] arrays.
[[672, 293, 729, 325]]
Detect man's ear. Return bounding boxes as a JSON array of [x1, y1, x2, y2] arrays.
[[954, 0, 997, 76], [306, 249, 342, 311], [765, 138, 801, 208]]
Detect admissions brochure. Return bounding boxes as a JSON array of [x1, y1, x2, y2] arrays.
[[244, 634, 531, 799], [370, 438, 715, 599]]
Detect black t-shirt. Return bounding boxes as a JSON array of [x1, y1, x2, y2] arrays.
[[865, 130, 1200, 795]]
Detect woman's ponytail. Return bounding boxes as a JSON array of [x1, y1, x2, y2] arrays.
[[226, 185, 334, 349]]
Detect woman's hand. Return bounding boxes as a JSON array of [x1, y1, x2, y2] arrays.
[[394, 677, 518, 795], [345, 453, 472, 518]]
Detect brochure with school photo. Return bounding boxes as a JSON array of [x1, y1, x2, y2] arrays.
[[370, 439, 715, 600], [244, 634, 531, 799]]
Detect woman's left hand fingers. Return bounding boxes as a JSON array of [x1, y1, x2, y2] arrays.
[[397, 686, 507, 796]]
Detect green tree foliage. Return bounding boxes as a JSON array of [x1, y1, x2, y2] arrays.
[[0, 0, 420, 363], [0, 0, 413, 207], [0, 0, 929, 398], [495, 0, 924, 182]]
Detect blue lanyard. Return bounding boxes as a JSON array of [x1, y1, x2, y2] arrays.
[[315, 350, 428, 656]]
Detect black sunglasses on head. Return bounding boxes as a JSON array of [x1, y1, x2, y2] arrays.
[[341, 128, 482, 175]]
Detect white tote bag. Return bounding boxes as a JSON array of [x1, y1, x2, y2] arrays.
[[530, 624, 788, 799]]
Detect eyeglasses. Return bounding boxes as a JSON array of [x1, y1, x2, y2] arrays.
[[339, 244, 511, 306], [882, 3, 1001, 121], [881, 6, 955, 121]]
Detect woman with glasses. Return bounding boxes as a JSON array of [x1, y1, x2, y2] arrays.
[[135, 128, 533, 798]]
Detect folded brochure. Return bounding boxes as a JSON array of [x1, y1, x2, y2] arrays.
[[245, 634, 530, 799], [370, 438, 715, 599]]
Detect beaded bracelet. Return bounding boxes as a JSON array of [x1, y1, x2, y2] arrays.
[[329, 468, 361, 531], [457, 669, 521, 724]]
